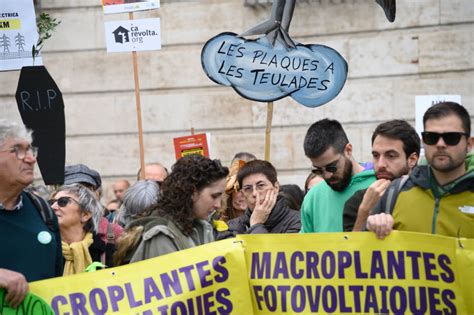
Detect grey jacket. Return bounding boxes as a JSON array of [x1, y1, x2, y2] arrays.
[[130, 218, 214, 262]]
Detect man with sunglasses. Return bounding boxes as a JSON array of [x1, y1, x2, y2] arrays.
[[0, 120, 62, 308], [367, 102, 474, 239], [343, 120, 420, 231], [301, 119, 376, 233]]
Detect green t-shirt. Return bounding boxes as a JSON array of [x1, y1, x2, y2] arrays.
[[301, 169, 376, 233]]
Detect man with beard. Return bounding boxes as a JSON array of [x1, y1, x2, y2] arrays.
[[301, 119, 376, 233], [367, 102, 474, 239], [343, 120, 420, 231]]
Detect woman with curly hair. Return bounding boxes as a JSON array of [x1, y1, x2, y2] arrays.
[[130, 154, 229, 261]]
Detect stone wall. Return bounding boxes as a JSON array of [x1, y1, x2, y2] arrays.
[[1, 0, 473, 199]]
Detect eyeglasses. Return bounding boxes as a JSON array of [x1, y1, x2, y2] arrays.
[[311, 156, 341, 176], [241, 181, 270, 195], [0, 145, 38, 160], [421, 132, 469, 146], [49, 196, 80, 207]]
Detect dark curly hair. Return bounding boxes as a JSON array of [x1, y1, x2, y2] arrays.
[[155, 154, 228, 236]]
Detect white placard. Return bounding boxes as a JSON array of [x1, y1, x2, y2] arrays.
[[0, 0, 43, 71], [415, 95, 462, 135], [104, 18, 161, 53], [102, 0, 160, 15]]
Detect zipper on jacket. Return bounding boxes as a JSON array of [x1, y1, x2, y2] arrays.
[[431, 198, 440, 234]]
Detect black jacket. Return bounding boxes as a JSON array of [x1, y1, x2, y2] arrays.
[[226, 198, 301, 235]]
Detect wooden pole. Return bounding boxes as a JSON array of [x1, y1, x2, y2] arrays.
[[264, 101, 274, 161], [129, 12, 146, 179]]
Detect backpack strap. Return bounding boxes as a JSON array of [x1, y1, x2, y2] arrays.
[[106, 222, 115, 244], [25, 191, 56, 231], [384, 175, 409, 214]]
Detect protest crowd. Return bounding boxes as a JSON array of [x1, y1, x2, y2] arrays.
[[0, 101, 473, 309]]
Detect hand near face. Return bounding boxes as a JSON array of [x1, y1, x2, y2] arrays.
[[249, 188, 278, 226], [366, 213, 394, 239], [0, 268, 29, 308], [360, 179, 391, 212]]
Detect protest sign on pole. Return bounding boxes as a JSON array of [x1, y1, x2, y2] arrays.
[[0, 0, 42, 71], [103, 6, 161, 178], [102, 0, 160, 15]]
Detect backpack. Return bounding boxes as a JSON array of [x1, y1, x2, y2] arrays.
[[383, 175, 410, 213], [25, 191, 57, 232]]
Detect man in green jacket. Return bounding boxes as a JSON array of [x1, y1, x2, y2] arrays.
[[367, 102, 474, 239], [301, 119, 376, 232]]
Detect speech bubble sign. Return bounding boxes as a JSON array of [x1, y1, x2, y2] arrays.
[[0, 290, 54, 315], [201, 32, 348, 108]]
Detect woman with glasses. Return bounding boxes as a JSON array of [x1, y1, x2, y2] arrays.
[[223, 160, 301, 237], [130, 154, 229, 262], [50, 183, 114, 275]]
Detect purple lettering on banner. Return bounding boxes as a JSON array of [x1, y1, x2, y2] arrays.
[[89, 288, 108, 314], [107, 285, 125, 312], [160, 270, 183, 297], [170, 301, 187, 314], [178, 265, 196, 291], [337, 251, 352, 278], [197, 295, 204, 315], [321, 252, 336, 279], [251, 252, 271, 279], [379, 286, 389, 313], [428, 287, 443, 315], [264, 286, 277, 312], [290, 251, 304, 279], [253, 286, 264, 310], [387, 251, 405, 279], [291, 285, 306, 313], [322, 286, 337, 312], [306, 286, 321, 312], [273, 252, 290, 279], [370, 251, 386, 279], [212, 256, 229, 283], [276, 286, 291, 312], [51, 295, 68, 315], [196, 261, 213, 288], [406, 251, 421, 279], [203, 291, 216, 315], [441, 289, 456, 315], [348, 286, 363, 313], [353, 251, 368, 279], [390, 286, 407, 314], [423, 253, 439, 281], [408, 286, 427, 314], [438, 255, 454, 283], [69, 292, 87, 314], [306, 252, 320, 278], [216, 288, 233, 314], [124, 282, 142, 308], [143, 277, 164, 303], [157, 305, 168, 315], [143, 310, 154, 315], [337, 286, 351, 313], [363, 286, 379, 313]]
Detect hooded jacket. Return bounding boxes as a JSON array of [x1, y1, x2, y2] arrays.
[[374, 154, 474, 238], [226, 197, 301, 235]]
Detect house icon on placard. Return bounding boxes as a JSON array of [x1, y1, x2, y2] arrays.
[[112, 26, 130, 44]]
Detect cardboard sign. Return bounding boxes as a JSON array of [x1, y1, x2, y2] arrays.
[[173, 133, 210, 160], [102, 0, 160, 15], [15, 66, 65, 185], [0, 0, 43, 71], [201, 32, 348, 108], [104, 18, 161, 53]]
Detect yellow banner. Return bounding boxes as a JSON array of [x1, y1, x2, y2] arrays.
[[237, 231, 473, 314], [28, 232, 473, 314], [30, 239, 253, 314]]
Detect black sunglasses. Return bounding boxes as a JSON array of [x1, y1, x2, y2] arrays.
[[311, 156, 341, 176], [421, 132, 469, 146], [49, 196, 80, 207]]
